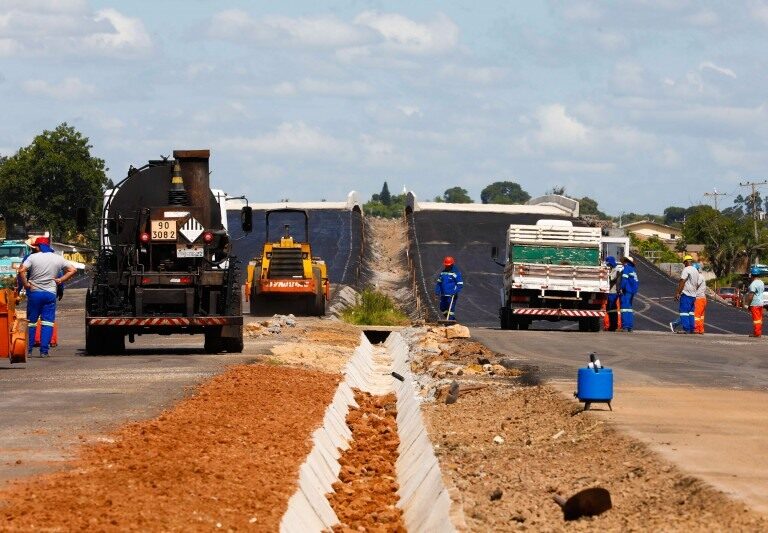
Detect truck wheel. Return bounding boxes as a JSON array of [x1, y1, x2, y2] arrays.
[[500, 307, 511, 330], [85, 325, 103, 354], [222, 330, 244, 353], [588, 317, 601, 332], [204, 328, 224, 353], [518, 320, 530, 331]]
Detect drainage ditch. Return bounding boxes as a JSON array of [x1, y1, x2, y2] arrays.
[[280, 331, 455, 532]]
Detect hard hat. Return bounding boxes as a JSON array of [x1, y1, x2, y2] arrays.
[[443, 256, 455, 267], [622, 255, 634, 264], [683, 255, 693, 262], [32, 236, 50, 247], [750, 266, 762, 276], [605, 256, 617, 267]]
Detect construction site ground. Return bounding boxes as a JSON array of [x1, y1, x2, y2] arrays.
[[0, 290, 766, 530]]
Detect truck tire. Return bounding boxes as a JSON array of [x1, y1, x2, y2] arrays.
[[588, 317, 601, 332], [500, 307, 514, 330], [204, 328, 224, 353], [222, 332, 244, 353], [86, 326, 124, 355]]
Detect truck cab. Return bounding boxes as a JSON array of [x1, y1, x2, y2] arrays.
[[0, 240, 31, 285]]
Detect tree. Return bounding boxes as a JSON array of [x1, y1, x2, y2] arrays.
[[546, 185, 566, 196], [681, 205, 758, 277], [663, 206, 688, 226], [578, 196, 607, 218], [0, 123, 108, 245], [439, 186, 473, 203], [480, 181, 530, 204], [379, 182, 392, 206]]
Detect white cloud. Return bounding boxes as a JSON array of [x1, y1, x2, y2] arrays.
[[208, 10, 369, 48], [658, 147, 681, 168], [613, 61, 646, 92], [354, 11, 459, 55], [699, 61, 736, 79], [687, 9, 719, 26], [593, 31, 629, 51], [397, 105, 421, 117], [750, 1, 768, 25], [561, 2, 603, 22], [0, 4, 152, 57], [22, 76, 96, 100], [548, 160, 615, 173], [440, 64, 506, 84], [297, 78, 373, 97], [533, 104, 590, 148], [219, 122, 352, 159], [708, 141, 753, 167]]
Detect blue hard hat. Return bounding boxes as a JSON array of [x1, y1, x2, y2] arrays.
[[751, 266, 761, 276], [605, 256, 617, 267]]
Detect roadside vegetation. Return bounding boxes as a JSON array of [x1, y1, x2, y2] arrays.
[[341, 288, 410, 326]]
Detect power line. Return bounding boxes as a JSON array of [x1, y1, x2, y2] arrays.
[[703, 189, 727, 210], [738, 179, 768, 263]]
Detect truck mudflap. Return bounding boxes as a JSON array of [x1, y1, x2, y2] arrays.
[[87, 316, 243, 327], [512, 308, 604, 318]]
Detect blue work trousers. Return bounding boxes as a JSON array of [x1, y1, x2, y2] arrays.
[[27, 290, 57, 354], [679, 294, 696, 333], [439, 294, 458, 321], [620, 292, 635, 330]]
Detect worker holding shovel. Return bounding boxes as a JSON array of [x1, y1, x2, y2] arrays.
[[435, 256, 464, 321]]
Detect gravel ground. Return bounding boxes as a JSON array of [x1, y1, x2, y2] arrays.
[[328, 390, 404, 533], [416, 333, 768, 531], [0, 364, 339, 531]]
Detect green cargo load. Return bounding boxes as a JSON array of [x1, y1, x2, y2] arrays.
[[510, 244, 599, 266]]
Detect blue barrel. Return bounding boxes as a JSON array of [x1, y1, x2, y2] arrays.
[[577, 367, 613, 402]]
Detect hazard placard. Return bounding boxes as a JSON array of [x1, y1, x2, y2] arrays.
[[179, 217, 204, 243]]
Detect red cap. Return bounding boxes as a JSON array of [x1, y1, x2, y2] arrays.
[[443, 256, 455, 267], [33, 236, 50, 246]]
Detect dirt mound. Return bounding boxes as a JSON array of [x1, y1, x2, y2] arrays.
[[0, 365, 339, 531], [424, 380, 768, 532]]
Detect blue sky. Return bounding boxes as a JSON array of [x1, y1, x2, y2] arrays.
[[3, 1, 768, 214]]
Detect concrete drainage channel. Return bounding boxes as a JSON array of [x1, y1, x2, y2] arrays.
[[280, 330, 455, 532]]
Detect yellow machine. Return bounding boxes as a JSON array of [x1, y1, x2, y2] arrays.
[[246, 208, 328, 316]]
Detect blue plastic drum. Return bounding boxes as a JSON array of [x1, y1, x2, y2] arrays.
[[577, 367, 613, 403]]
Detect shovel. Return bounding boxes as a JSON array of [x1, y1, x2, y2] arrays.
[[552, 487, 612, 521], [437, 294, 456, 325]]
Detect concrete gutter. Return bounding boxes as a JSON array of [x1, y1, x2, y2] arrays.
[[280, 331, 455, 532]]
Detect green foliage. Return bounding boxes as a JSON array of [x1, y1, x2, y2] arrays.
[[380, 182, 392, 206], [0, 123, 108, 246], [364, 193, 407, 218], [578, 196, 607, 218], [480, 181, 530, 204], [618, 212, 664, 225], [663, 206, 688, 226], [630, 234, 679, 263], [681, 205, 762, 277], [437, 186, 473, 203], [341, 288, 410, 326], [0, 276, 17, 289]]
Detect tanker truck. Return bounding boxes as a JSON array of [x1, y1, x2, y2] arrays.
[[83, 150, 251, 354]]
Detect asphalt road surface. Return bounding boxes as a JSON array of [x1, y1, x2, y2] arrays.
[[472, 328, 768, 390], [408, 209, 753, 334], [227, 208, 363, 287], [0, 294, 274, 484]]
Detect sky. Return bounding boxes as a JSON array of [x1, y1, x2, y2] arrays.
[[3, 0, 768, 215]]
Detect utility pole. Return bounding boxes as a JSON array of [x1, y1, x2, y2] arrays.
[[739, 180, 768, 264], [703, 189, 727, 210]]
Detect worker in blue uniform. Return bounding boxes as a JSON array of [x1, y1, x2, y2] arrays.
[[435, 256, 464, 321], [605, 256, 622, 331], [618, 255, 639, 332]]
